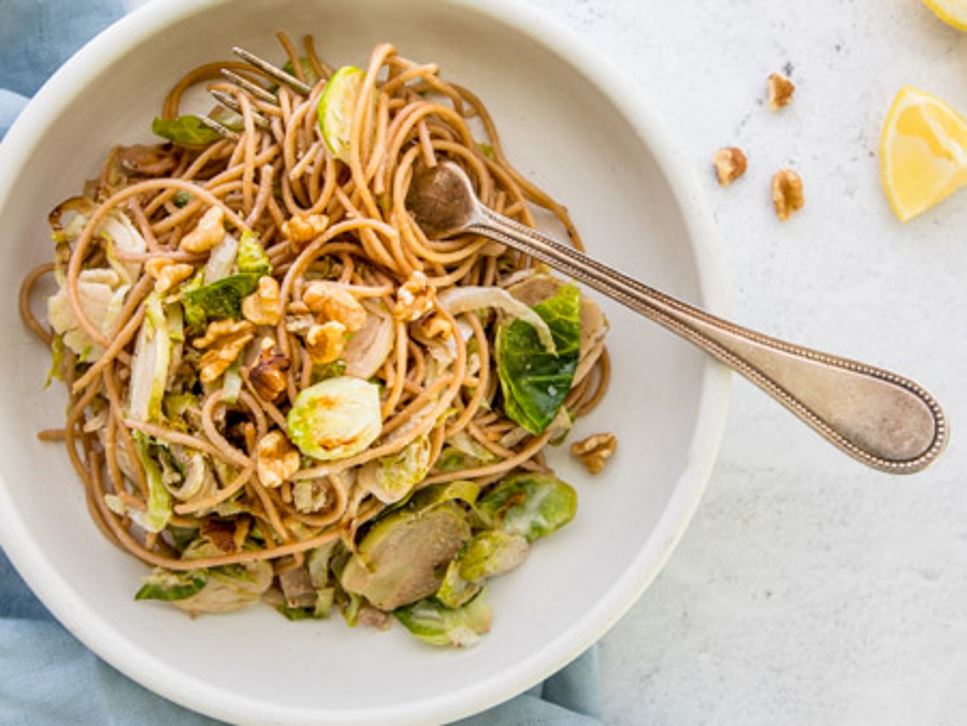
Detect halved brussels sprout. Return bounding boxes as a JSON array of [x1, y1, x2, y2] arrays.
[[395, 591, 493, 648], [435, 530, 529, 609], [477, 473, 577, 542], [316, 66, 364, 162], [436, 560, 481, 609], [358, 435, 432, 504], [135, 570, 207, 602], [339, 502, 471, 611], [405, 479, 479, 512], [457, 530, 529, 581], [286, 377, 382, 460], [168, 541, 273, 615]]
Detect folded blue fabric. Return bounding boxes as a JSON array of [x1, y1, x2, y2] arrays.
[[0, 2, 603, 724]]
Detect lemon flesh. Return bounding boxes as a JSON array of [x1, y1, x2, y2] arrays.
[[923, 0, 967, 31], [880, 85, 967, 221]]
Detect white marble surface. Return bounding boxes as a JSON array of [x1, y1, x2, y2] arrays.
[[519, 1, 967, 724]]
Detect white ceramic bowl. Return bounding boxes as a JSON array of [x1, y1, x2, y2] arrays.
[[0, 0, 730, 722]]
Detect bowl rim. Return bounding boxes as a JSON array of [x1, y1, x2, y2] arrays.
[[0, 0, 732, 723]]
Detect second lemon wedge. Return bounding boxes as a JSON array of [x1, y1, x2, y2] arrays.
[[880, 85, 967, 222], [923, 0, 967, 31]]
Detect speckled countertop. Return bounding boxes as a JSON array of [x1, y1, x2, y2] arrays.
[[522, 1, 967, 724]]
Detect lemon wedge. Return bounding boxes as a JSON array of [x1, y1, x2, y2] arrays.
[[923, 0, 967, 30], [316, 66, 364, 163], [880, 85, 967, 221]]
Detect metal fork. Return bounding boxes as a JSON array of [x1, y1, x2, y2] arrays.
[[198, 46, 314, 138], [406, 161, 948, 475]]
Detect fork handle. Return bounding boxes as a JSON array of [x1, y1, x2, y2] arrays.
[[469, 207, 947, 474]]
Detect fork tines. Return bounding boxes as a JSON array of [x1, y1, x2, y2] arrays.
[[208, 89, 271, 129], [220, 68, 278, 104], [197, 114, 239, 141], [231, 45, 312, 96], [193, 45, 315, 140]]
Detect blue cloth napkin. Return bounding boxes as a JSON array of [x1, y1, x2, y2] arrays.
[[0, 2, 603, 724]]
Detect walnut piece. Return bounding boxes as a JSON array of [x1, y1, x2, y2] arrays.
[[281, 214, 329, 251], [193, 319, 253, 348], [256, 430, 300, 488], [767, 72, 795, 111], [241, 276, 283, 326], [393, 271, 435, 321], [180, 206, 226, 253], [570, 432, 617, 475], [247, 339, 290, 402], [302, 281, 367, 332], [417, 312, 452, 340], [306, 321, 347, 364], [712, 147, 748, 186], [145, 258, 194, 294], [192, 319, 255, 383], [144, 257, 173, 279], [771, 168, 805, 221]]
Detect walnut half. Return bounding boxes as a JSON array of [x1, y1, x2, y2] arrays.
[[570, 432, 617, 475], [417, 311, 452, 340], [145, 257, 194, 294], [712, 147, 748, 186], [771, 168, 804, 222], [179, 206, 226, 253], [393, 271, 435, 321], [193, 320, 255, 383], [281, 214, 329, 252], [767, 72, 795, 111], [256, 430, 300, 488], [242, 276, 283, 326], [305, 321, 347, 364], [302, 281, 367, 332]]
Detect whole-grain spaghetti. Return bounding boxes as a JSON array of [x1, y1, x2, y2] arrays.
[[19, 34, 610, 645]]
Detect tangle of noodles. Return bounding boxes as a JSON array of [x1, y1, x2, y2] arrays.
[[18, 35, 611, 627]]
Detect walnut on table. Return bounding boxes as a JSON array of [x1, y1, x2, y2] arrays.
[[771, 168, 805, 221], [712, 147, 748, 186], [767, 72, 795, 111]]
